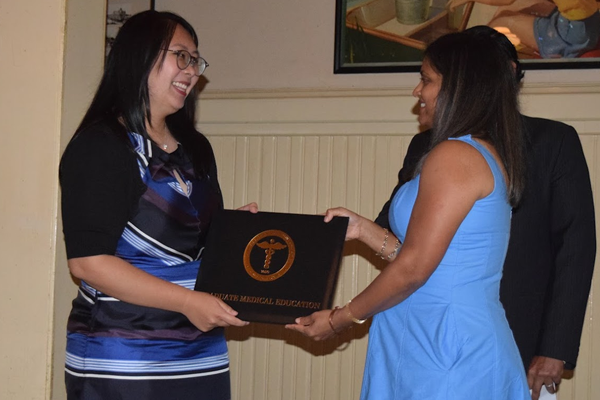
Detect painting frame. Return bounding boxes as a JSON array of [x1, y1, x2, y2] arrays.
[[334, 0, 600, 73], [105, 0, 156, 58]]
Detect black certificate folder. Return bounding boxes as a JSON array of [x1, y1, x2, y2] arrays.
[[195, 210, 349, 324]]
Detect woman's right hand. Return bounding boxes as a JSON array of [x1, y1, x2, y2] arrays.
[[237, 202, 259, 213], [181, 291, 249, 332], [324, 207, 365, 241]]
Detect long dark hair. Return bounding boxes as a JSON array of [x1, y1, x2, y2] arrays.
[[422, 30, 526, 206], [463, 26, 525, 84], [73, 10, 213, 178]]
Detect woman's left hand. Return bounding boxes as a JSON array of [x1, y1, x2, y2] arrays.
[[324, 207, 365, 241], [285, 309, 338, 341], [237, 202, 259, 213]]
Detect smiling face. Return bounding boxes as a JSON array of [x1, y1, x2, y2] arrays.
[[147, 24, 200, 120], [412, 58, 442, 128]]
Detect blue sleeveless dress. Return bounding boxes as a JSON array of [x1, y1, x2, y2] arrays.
[[360, 135, 530, 399], [64, 132, 230, 400]]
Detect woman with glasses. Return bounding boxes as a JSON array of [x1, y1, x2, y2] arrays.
[[60, 10, 255, 400]]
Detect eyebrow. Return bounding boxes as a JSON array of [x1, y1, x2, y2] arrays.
[[169, 43, 199, 56]]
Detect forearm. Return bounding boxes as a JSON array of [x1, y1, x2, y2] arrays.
[[353, 251, 427, 317], [352, 269, 421, 319], [358, 218, 401, 261], [330, 250, 427, 331], [69, 255, 191, 314]]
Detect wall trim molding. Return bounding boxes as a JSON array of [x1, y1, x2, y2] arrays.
[[197, 85, 600, 137], [199, 82, 600, 100]]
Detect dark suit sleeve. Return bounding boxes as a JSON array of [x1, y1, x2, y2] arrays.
[[374, 131, 431, 229], [538, 126, 596, 369]]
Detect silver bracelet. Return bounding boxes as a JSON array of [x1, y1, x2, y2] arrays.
[[387, 238, 401, 260], [376, 228, 389, 260]]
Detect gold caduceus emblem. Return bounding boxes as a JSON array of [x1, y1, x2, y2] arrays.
[[243, 230, 296, 282]]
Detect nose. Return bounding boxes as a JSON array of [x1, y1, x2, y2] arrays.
[[183, 61, 196, 76], [412, 82, 422, 98]]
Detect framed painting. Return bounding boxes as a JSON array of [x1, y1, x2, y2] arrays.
[[105, 0, 155, 57], [334, 0, 600, 73]]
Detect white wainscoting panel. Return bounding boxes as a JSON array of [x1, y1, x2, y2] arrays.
[[200, 86, 600, 400]]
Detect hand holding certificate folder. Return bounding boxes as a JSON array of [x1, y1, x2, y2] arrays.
[[195, 210, 349, 324]]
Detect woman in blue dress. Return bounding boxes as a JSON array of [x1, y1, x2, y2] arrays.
[[287, 30, 531, 399], [60, 11, 255, 400]]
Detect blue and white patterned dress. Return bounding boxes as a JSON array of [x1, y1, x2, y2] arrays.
[[62, 128, 228, 400]]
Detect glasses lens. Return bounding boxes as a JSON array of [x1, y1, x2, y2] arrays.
[[196, 58, 207, 76], [170, 49, 208, 76], [176, 51, 191, 71]]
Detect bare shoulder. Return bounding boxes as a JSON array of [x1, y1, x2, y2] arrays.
[[424, 140, 489, 174], [421, 139, 492, 197]]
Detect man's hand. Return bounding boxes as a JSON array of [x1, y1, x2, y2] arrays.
[[528, 356, 564, 400]]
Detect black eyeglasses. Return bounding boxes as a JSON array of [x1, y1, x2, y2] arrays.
[[163, 49, 209, 77]]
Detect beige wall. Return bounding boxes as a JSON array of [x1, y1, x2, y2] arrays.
[[0, 1, 588, 400], [50, 1, 107, 400], [157, 0, 600, 91], [0, 1, 66, 399]]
